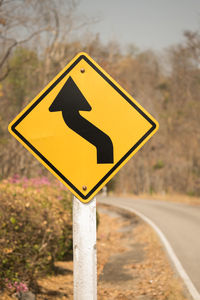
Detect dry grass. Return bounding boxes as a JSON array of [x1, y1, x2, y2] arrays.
[[118, 192, 200, 206]]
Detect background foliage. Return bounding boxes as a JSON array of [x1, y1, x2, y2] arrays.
[[0, 1, 200, 194]]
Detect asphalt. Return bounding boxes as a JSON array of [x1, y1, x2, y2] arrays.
[[98, 196, 200, 297]]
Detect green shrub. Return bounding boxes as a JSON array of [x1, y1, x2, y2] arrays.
[[0, 177, 72, 290]]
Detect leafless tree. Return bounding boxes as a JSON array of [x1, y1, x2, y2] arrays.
[[0, 0, 95, 81]]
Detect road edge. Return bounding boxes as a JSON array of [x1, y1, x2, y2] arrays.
[[98, 198, 200, 300]]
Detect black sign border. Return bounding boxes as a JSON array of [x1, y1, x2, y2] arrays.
[[11, 54, 157, 200]]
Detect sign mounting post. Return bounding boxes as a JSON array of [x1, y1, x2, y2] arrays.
[[73, 196, 97, 300]]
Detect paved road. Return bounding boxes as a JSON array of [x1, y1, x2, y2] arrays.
[[98, 196, 200, 298]]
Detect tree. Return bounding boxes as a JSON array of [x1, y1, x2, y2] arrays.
[[0, 0, 91, 81]]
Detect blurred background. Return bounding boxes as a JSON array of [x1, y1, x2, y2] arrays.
[[1, 0, 200, 197]]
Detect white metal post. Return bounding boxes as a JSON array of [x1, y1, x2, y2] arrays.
[[73, 196, 97, 300]]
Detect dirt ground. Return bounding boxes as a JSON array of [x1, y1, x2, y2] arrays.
[[1, 204, 190, 300]]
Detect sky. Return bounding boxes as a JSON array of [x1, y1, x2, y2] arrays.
[[77, 0, 200, 52]]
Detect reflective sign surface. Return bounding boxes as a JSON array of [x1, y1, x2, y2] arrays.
[[8, 52, 159, 202]]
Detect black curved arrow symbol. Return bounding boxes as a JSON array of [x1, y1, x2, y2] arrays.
[[49, 76, 114, 164]]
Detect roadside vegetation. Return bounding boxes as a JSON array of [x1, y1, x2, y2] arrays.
[[0, 176, 72, 293]]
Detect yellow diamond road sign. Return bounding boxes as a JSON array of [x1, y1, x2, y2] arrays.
[[8, 52, 159, 203]]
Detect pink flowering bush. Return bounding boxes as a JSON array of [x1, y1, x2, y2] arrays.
[[0, 176, 72, 291], [5, 279, 28, 293]]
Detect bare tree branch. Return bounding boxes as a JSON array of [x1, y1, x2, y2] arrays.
[[0, 26, 50, 80]]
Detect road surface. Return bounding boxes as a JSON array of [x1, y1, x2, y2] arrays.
[[98, 196, 200, 299]]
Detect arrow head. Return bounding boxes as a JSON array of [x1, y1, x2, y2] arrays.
[[49, 76, 91, 113]]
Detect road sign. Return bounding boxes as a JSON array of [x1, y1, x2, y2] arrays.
[[8, 52, 159, 203]]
